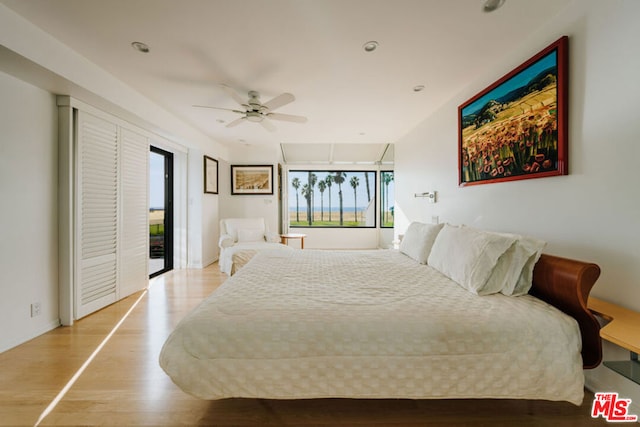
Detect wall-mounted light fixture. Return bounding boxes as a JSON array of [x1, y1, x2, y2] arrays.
[[414, 191, 437, 203]]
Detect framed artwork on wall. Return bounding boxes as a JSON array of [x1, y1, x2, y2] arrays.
[[458, 36, 568, 186], [231, 165, 274, 195], [204, 155, 218, 194]]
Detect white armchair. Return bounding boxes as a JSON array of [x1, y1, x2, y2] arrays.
[[218, 218, 291, 275]]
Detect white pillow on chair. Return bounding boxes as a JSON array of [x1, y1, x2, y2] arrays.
[[224, 218, 266, 241], [237, 228, 265, 243]]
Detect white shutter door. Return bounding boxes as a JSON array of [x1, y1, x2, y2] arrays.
[[120, 128, 149, 298], [75, 112, 119, 318]]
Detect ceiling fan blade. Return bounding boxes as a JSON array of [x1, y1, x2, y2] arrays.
[[267, 112, 308, 123], [193, 105, 245, 114], [226, 117, 246, 128], [262, 93, 295, 111], [260, 118, 276, 132], [220, 84, 248, 107]]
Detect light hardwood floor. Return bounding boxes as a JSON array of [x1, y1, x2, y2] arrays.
[[0, 263, 609, 426]]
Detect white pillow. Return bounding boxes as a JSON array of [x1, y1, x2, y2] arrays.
[[501, 234, 546, 296], [224, 219, 265, 241], [399, 222, 444, 264], [427, 224, 516, 295], [237, 228, 265, 243], [481, 243, 522, 295]]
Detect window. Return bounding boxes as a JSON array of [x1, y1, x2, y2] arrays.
[[289, 170, 376, 228], [380, 171, 395, 228]]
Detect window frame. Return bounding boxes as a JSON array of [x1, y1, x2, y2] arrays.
[[288, 169, 377, 229], [379, 170, 395, 229]]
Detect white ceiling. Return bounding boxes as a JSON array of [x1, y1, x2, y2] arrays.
[[0, 0, 572, 161]]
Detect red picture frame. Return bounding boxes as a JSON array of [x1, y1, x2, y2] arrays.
[[458, 36, 568, 186]]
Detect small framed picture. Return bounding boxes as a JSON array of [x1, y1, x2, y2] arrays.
[[231, 165, 273, 195], [204, 155, 218, 194]]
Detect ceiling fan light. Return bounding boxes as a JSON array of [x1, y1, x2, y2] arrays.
[[363, 41, 379, 52], [246, 112, 263, 122]]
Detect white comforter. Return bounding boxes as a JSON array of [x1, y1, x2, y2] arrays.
[[160, 249, 584, 404]]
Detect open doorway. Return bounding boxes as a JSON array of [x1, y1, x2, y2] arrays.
[[149, 146, 174, 278]]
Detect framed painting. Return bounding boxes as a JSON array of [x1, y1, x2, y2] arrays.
[[204, 155, 218, 194], [231, 165, 274, 195], [458, 36, 568, 186]]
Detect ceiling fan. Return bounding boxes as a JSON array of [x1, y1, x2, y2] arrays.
[[193, 85, 308, 132]]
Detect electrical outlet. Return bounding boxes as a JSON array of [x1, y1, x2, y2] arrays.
[[30, 302, 41, 317]]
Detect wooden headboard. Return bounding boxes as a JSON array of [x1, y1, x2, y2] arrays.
[[529, 254, 602, 369]]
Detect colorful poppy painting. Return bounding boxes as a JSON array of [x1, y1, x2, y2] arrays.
[[458, 36, 568, 186]]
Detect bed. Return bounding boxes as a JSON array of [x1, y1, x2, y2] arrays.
[[160, 223, 601, 405]]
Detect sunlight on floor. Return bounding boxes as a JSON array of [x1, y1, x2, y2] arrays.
[[34, 278, 158, 426]]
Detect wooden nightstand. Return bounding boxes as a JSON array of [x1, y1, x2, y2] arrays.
[[588, 297, 640, 385]]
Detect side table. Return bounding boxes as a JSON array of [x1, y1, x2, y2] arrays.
[[280, 233, 306, 249]]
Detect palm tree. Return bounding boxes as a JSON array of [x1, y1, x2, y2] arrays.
[[364, 172, 371, 203], [325, 175, 334, 222], [301, 183, 312, 226], [291, 177, 301, 223], [333, 172, 347, 226], [383, 172, 394, 224], [317, 180, 326, 221], [350, 176, 360, 223], [309, 173, 317, 223]]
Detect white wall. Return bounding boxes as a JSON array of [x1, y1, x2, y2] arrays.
[[187, 147, 222, 269], [0, 72, 60, 352], [394, 0, 640, 404]]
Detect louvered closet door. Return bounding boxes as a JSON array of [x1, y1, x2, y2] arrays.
[[75, 111, 118, 318], [120, 128, 149, 298]]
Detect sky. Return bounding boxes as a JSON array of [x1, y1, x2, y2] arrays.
[[149, 151, 165, 209]]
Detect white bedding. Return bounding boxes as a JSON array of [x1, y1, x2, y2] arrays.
[[160, 249, 585, 404]]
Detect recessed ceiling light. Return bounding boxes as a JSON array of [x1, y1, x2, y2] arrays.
[[363, 41, 379, 52], [413, 85, 425, 92], [131, 41, 150, 53], [482, 0, 505, 13]]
